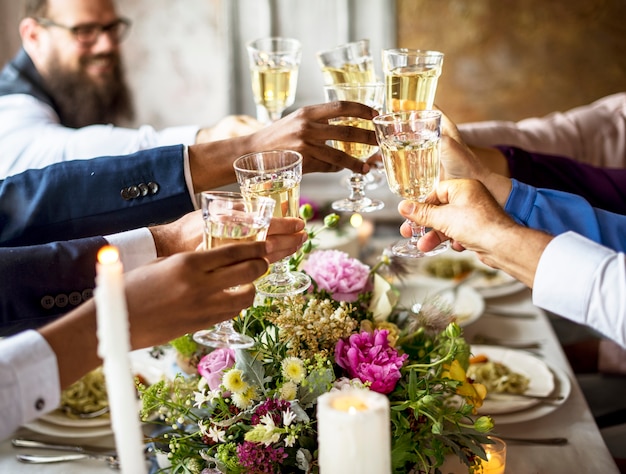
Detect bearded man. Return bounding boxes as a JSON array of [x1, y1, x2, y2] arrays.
[[0, 0, 261, 178]]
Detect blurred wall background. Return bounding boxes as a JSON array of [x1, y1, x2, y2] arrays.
[[1, 0, 624, 129]]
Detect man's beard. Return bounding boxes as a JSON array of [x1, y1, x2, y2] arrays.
[[44, 52, 135, 129]]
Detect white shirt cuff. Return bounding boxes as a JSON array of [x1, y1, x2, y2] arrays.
[[0, 330, 60, 437], [104, 228, 157, 272]]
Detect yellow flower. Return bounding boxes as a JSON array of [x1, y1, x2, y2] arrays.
[[231, 385, 257, 409], [222, 369, 248, 394], [281, 357, 306, 384], [279, 381, 298, 401], [443, 359, 487, 410]]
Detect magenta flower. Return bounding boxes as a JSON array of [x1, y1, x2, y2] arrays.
[[197, 348, 236, 391], [334, 329, 408, 394], [237, 441, 288, 473], [302, 250, 371, 302]]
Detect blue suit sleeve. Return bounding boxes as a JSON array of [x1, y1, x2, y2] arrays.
[[0, 145, 194, 246], [504, 179, 626, 252], [0, 236, 107, 335]]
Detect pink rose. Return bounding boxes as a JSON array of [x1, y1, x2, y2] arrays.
[[302, 250, 371, 302], [197, 348, 236, 391], [334, 330, 408, 394]]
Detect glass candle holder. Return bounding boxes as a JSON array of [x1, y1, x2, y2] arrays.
[[479, 436, 507, 474]]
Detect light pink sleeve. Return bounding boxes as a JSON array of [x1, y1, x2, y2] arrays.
[[458, 92, 626, 167]]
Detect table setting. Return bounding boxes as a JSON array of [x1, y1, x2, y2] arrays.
[[0, 36, 620, 474]]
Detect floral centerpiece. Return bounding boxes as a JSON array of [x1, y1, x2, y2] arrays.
[[140, 212, 494, 474]]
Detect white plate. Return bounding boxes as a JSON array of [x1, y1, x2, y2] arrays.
[[413, 249, 527, 299], [22, 418, 114, 439], [39, 410, 110, 428], [470, 345, 555, 415], [399, 278, 485, 327], [489, 363, 571, 425]]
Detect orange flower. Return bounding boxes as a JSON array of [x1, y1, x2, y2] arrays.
[[443, 359, 487, 411]]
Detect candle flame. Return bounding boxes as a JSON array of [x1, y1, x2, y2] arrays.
[[331, 395, 369, 412], [97, 245, 120, 265]]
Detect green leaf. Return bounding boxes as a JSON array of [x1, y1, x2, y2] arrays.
[[235, 349, 271, 391]]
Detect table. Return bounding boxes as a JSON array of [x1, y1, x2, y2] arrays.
[[0, 197, 619, 472]]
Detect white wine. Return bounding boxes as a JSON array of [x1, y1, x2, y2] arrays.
[[251, 65, 298, 117], [321, 60, 376, 85], [379, 132, 441, 200], [328, 117, 377, 161], [240, 177, 300, 219], [385, 64, 442, 112], [204, 214, 269, 250]]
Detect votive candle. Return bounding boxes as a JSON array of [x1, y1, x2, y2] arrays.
[[480, 436, 507, 474], [95, 246, 147, 474], [317, 388, 391, 474]]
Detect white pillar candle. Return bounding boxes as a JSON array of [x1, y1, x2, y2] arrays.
[[95, 246, 147, 474], [317, 388, 391, 474]]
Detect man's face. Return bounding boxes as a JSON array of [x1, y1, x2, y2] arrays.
[[40, 0, 122, 85], [35, 0, 134, 127]]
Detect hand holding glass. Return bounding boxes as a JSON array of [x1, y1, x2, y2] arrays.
[[193, 191, 275, 348], [373, 110, 449, 258], [324, 82, 385, 213], [246, 37, 301, 124], [234, 150, 311, 297]]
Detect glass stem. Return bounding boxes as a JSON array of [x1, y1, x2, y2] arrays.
[[408, 220, 425, 249], [270, 257, 293, 284], [348, 172, 367, 202]]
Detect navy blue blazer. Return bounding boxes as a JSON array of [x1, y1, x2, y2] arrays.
[[0, 144, 195, 334], [0, 144, 195, 246]]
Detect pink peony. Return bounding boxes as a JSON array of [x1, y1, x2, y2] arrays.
[[334, 329, 408, 394], [302, 250, 371, 302], [197, 348, 236, 391]]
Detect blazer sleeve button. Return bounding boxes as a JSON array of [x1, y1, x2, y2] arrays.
[[40, 295, 55, 309], [147, 181, 159, 195], [138, 183, 149, 196], [55, 294, 68, 308], [69, 292, 82, 305]]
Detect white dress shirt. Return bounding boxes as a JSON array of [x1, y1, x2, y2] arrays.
[[0, 94, 200, 178], [0, 330, 59, 440], [534, 231, 626, 348], [458, 92, 626, 168]]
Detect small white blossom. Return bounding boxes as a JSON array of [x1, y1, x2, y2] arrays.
[[282, 408, 297, 427]]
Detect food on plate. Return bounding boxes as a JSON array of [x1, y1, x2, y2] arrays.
[[424, 257, 474, 279], [59, 367, 109, 418], [467, 355, 529, 394]]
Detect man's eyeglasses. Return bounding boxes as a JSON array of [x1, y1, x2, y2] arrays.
[[36, 17, 132, 46]]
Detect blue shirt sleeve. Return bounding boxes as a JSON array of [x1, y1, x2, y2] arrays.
[[504, 179, 626, 252]]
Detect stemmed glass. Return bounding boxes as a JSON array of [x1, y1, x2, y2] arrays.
[[316, 39, 385, 191], [193, 191, 275, 348], [246, 37, 301, 124], [373, 110, 449, 258], [324, 82, 385, 213], [382, 49, 444, 113], [233, 150, 311, 297]]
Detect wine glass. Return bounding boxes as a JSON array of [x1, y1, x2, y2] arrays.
[[324, 82, 385, 213], [316, 39, 385, 191], [193, 191, 276, 348], [246, 37, 301, 124], [233, 150, 311, 297], [381, 49, 444, 113], [373, 110, 449, 258]]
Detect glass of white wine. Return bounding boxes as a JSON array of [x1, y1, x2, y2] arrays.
[[233, 150, 311, 297], [246, 37, 301, 124], [324, 82, 385, 213], [316, 39, 385, 192], [193, 191, 275, 348], [373, 110, 449, 258], [382, 49, 444, 113]]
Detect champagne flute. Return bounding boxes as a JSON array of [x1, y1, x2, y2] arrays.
[[316, 39, 385, 192], [316, 39, 377, 86], [233, 150, 311, 297], [373, 110, 449, 258], [324, 82, 385, 213], [382, 49, 444, 113], [193, 191, 275, 348], [246, 37, 301, 124]]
